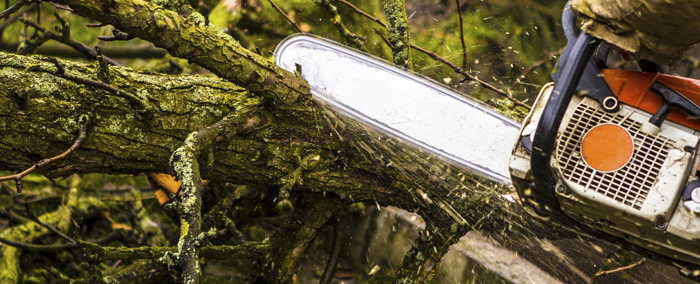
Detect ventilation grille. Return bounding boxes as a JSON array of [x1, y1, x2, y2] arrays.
[[557, 103, 672, 210]]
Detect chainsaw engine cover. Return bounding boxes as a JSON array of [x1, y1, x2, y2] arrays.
[[510, 81, 700, 264]]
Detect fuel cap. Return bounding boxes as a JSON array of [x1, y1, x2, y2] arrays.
[[581, 123, 634, 172]]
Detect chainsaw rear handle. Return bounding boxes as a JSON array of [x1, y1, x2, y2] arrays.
[[648, 82, 700, 128], [530, 32, 601, 216]]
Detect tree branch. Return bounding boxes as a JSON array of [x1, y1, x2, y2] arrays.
[[382, 0, 412, 69], [267, 0, 305, 34], [455, 0, 468, 69]]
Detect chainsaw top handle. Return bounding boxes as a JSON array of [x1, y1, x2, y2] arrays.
[[528, 0, 602, 217], [530, 32, 600, 217]]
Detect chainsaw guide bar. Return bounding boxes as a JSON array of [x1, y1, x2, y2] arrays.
[[275, 35, 520, 184]]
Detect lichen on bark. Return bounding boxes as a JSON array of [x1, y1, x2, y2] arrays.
[[383, 0, 412, 69]]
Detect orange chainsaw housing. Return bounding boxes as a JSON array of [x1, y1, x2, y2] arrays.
[[601, 69, 700, 131]]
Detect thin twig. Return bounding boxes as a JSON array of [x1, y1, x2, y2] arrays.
[[372, 28, 393, 49], [455, 0, 467, 69], [267, 0, 305, 34], [413, 43, 531, 109], [47, 2, 85, 17], [0, 237, 78, 251], [412, 42, 504, 97], [0, 229, 124, 252], [594, 258, 646, 278], [22, 202, 76, 244], [0, 4, 34, 31], [0, 0, 29, 20], [0, 117, 89, 193], [441, 0, 470, 18]]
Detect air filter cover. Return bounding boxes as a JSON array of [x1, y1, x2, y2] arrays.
[[581, 123, 634, 172]]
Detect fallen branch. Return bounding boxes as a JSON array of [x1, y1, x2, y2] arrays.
[[383, 0, 412, 68], [162, 112, 266, 284]]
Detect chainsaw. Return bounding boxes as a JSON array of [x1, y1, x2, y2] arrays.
[[274, 2, 700, 269]]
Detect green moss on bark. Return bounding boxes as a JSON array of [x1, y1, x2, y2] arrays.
[[383, 0, 412, 69]]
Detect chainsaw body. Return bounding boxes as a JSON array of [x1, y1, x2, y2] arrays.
[[510, 2, 700, 265]]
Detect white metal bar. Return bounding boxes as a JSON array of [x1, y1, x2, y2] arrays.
[[274, 35, 520, 183]]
